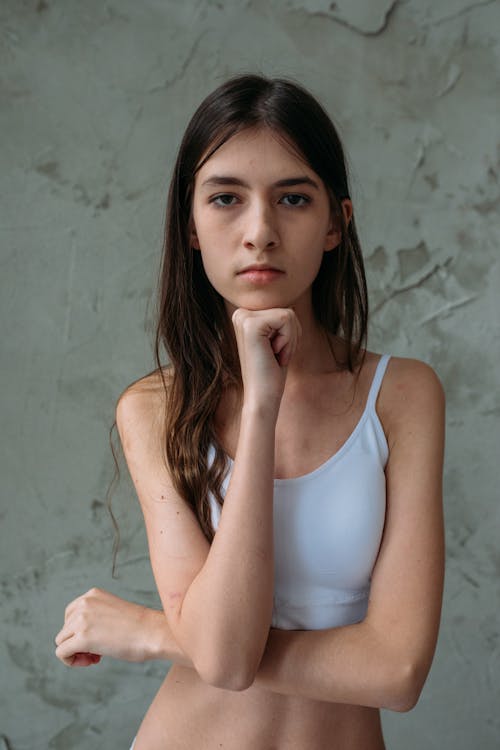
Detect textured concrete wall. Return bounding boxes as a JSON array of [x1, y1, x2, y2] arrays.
[[1, 1, 499, 748]]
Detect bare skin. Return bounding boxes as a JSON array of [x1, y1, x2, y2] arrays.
[[138, 657, 385, 750]]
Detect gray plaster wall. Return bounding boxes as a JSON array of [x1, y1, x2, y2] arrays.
[[1, 1, 499, 748]]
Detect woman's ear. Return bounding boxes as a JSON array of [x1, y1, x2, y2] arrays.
[[190, 222, 200, 250], [324, 199, 353, 252]]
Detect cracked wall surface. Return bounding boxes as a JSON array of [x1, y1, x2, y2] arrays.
[[1, 0, 499, 748]]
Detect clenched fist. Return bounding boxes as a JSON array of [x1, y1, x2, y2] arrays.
[[231, 307, 302, 408], [55, 588, 164, 666]]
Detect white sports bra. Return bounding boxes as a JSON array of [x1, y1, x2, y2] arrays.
[[207, 354, 391, 630]]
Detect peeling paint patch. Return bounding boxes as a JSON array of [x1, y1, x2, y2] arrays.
[[372, 257, 452, 316], [397, 241, 430, 281], [435, 63, 463, 97], [281, 0, 399, 35], [35, 161, 61, 180], [408, 0, 497, 28], [418, 294, 478, 325], [48, 721, 95, 750], [367, 245, 388, 273]]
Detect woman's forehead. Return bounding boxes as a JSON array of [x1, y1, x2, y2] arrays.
[[194, 126, 317, 183]]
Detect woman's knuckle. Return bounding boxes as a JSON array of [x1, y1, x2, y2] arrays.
[[79, 602, 91, 619]]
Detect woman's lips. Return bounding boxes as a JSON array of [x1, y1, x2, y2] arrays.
[[237, 269, 284, 284]]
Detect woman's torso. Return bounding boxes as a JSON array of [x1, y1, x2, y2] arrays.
[[134, 348, 390, 749], [136, 664, 385, 749]]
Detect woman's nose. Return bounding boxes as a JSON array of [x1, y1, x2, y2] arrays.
[[242, 202, 280, 250]]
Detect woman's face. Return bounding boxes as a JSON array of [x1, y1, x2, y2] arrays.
[[190, 126, 350, 317]]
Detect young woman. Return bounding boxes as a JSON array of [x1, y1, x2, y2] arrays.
[[55, 74, 445, 750]]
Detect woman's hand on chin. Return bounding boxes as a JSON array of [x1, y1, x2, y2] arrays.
[[231, 306, 302, 408]]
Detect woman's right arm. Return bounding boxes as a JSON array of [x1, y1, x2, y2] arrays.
[[117, 307, 300, 691]]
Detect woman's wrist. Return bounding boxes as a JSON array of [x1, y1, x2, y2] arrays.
[[241, 399, 280, 423], [146, 608, 193, 667], [144, 608, 174, 661]]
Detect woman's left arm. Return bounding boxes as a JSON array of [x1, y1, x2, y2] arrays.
[[254, 357, 446, 711]]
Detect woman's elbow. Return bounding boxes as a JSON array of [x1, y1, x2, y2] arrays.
[[385, 661, 427, 713], [206, 669, 255, 692], [197, 655, 256, 692], [191, 628, 265, 691]]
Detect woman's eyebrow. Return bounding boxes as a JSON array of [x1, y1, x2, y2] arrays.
[[200, 175, 320, 190]]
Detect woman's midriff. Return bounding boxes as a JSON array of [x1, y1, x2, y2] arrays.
[[133, 663, 386, 750]]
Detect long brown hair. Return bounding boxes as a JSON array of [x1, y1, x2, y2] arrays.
[[107, 73, 368, 574]]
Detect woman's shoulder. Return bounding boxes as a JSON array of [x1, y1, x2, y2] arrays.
[[118, 365, 173, 400], [356, 345, 443, 394], [116, 366, 173, 432], [380, 354, 444, 396], [374, 353, 445, 447]]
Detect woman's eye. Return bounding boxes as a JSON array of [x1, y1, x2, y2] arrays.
[[209, 193, 311, 208], [281, 194, 311, 207], [210, 194, 238, 207]]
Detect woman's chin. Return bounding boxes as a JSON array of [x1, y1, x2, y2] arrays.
[[224, 295, 295, 314]]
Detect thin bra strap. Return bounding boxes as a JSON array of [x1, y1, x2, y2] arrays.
[[366, 354, 391, 409]]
